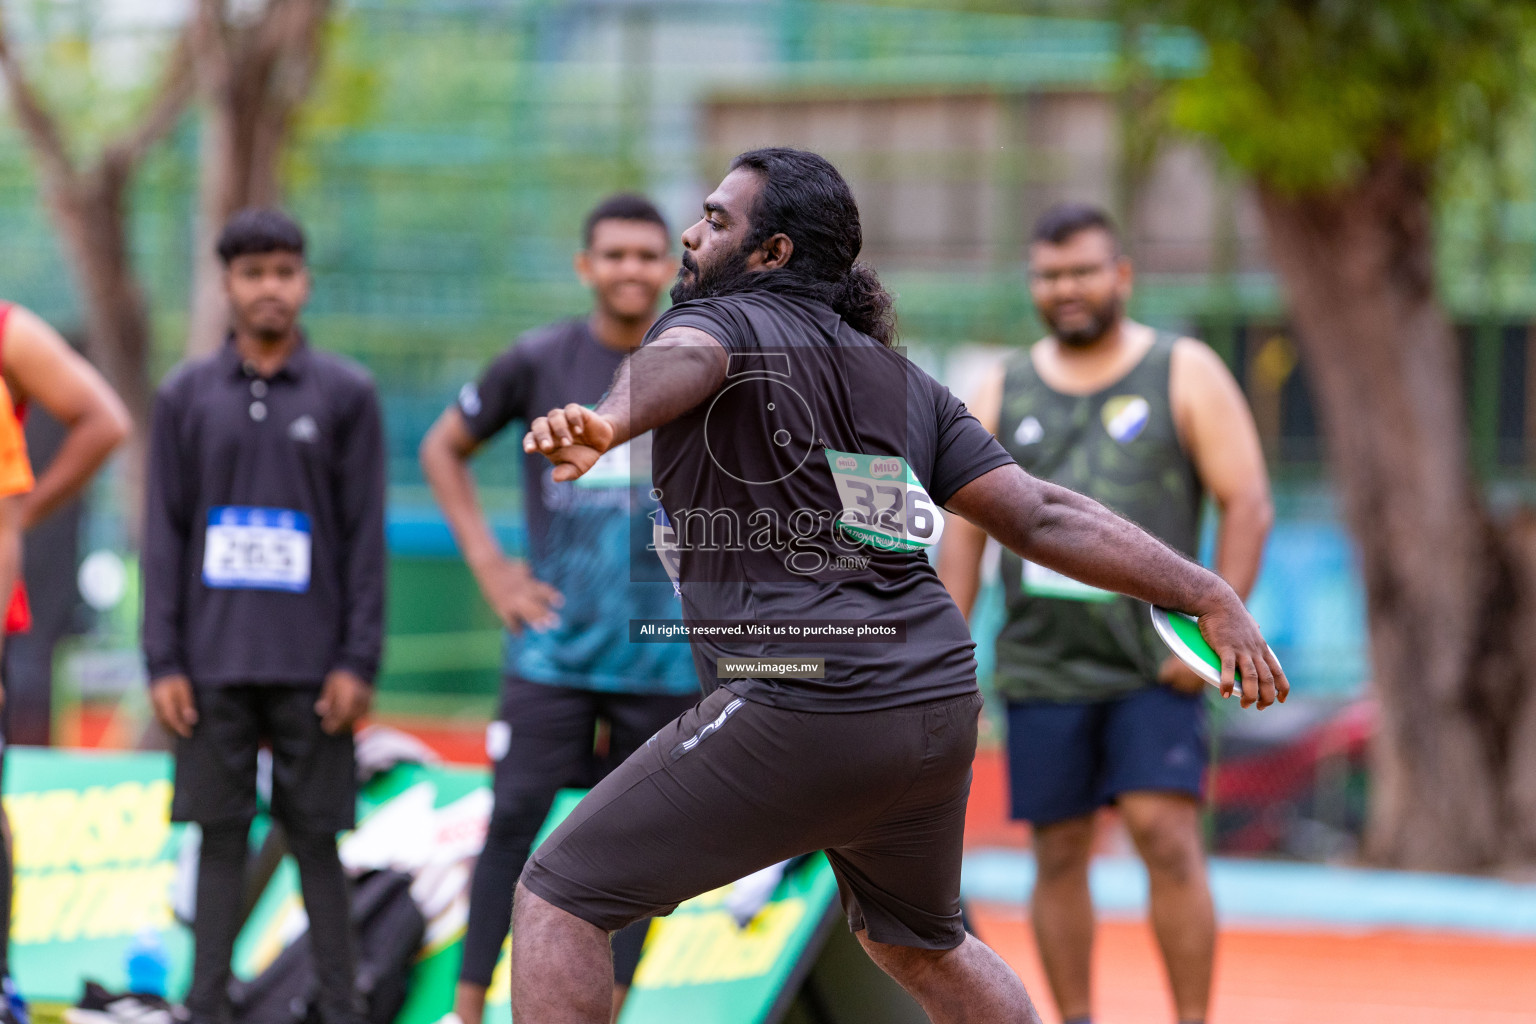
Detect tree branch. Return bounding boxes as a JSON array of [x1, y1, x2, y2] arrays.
[[0, 12, 79, 189], [191, 0, 236, 102], [105, 27, 199, 171], [235, 0, 332, 129], [220, 0, 332, 209], [3, 9, 198, 186]]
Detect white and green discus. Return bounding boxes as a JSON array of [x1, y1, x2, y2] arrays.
[[1150, 606, 1226, 687]]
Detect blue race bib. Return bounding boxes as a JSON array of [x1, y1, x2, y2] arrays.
[[202, 506, 312, 592]]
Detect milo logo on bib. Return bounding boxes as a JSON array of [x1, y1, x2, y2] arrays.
[[824, 449, 944, 552]]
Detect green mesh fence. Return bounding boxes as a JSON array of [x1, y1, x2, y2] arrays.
[[1, 3, 1528, 852]]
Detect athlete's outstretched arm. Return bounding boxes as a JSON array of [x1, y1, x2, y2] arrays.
[[523, 327, 728, 482], [945, 463, 1287, 709]]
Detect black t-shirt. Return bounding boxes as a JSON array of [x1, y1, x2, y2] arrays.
[[456, 319, 697, 695], [648, 292, 1015, 711], [459, 320, 629, 560]]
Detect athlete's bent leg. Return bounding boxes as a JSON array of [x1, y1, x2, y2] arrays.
[[515, 690, 988, 1020], [1029, 813, 1096, 1022], [511, 883, 613, 1024], [858, 931, 1043, 1024], [1118, 792, 1213, 1023]]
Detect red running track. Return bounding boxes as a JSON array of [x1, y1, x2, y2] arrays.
[[969, 904, 1536, 1024]]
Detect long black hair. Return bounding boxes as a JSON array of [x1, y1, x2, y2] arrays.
[[728, 147, 897, 347]]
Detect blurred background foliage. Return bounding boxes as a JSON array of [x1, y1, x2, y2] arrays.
[[1, 3, 1535, 857], [0, 1, 1531, 482]]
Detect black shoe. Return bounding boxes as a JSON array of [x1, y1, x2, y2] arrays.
[[64, 981, 189, 1024]]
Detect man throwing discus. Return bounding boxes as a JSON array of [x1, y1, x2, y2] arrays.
[[513, 149, 1285, 1024]]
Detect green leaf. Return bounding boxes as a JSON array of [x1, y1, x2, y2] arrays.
[[1139, 0, 1536, 194]]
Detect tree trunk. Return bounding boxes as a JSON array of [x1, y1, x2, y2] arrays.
[[185, 0, 331, 357], [1257, 150, 1536, 870], [42, 162, 156, 527], [47, 168, 154, 430], [0, 17, 193, 536]]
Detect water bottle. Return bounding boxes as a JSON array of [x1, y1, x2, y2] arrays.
[[1, 975, 29, 1024], [125, 929, 169, 997]]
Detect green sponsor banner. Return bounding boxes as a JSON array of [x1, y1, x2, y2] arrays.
[[1, 748, 489, 1014], [621, 862, 839, 1023], [240, 784, 857, 1024], [532, 790, 862, 1024], [4, 747, 188, 1003], [4, 753, 915, 1023]]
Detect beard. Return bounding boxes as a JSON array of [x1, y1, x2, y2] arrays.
[[1042, 294, 1122, 348], [670, 243, 757, 304], [241, 307, 296, 342]]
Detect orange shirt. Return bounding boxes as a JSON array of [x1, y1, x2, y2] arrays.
[[0, 378, 32, 500], [0, 373, 33, 634]]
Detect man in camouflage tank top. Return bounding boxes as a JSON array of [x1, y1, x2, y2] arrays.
[[939, 205, 1272, 1024]]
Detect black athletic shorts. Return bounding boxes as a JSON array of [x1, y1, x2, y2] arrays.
[[171, 683, 357, 833], [487, 676, 699, 816], [522, 686, 983, 950]]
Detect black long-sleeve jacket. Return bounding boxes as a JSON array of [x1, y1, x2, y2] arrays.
[[142, 335, 386, 686]]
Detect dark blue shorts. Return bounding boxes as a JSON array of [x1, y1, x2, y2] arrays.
[[1005, 685, 1208, 826]]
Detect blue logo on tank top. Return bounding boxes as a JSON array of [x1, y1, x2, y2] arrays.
[[1102, 395, 1150, 443]]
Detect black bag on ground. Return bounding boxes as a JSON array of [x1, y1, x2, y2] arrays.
[[230, 869, 425, 1024]]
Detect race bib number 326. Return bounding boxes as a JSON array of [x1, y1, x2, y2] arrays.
[[824, 449, 945, 552], [203, 506, 312, 593]]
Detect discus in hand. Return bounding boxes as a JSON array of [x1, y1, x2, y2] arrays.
[[1150, 605, 1278, 689]]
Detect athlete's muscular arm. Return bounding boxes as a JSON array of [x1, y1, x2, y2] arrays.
[[936, 364, 1004, 620], [420, 406, 562, 632], [2, 306, 131, 529], [523, 327, 729, 481], [946, 464, 1287, 709]]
